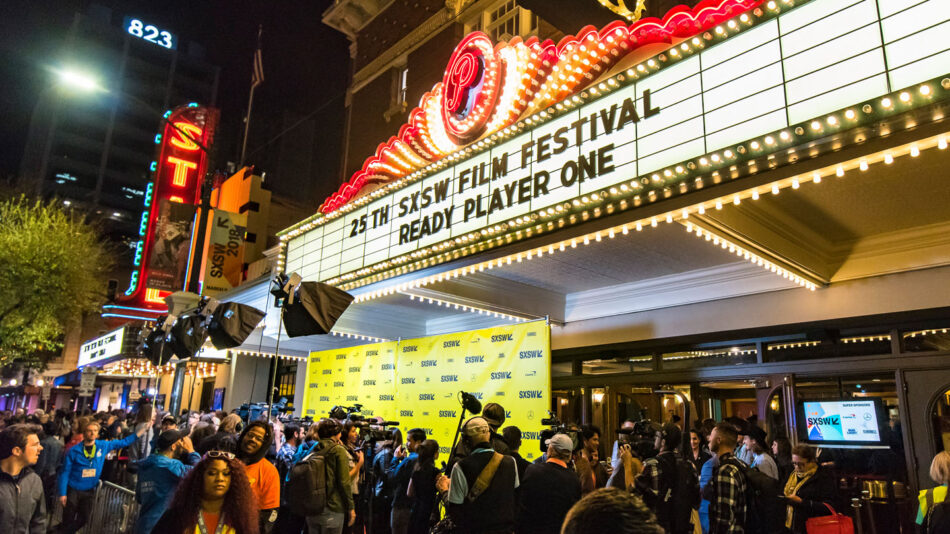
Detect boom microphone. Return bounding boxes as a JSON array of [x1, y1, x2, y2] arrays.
[[460, 391, 482, 414]]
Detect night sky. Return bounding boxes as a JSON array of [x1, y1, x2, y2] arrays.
[[0, 0, 350, 204]]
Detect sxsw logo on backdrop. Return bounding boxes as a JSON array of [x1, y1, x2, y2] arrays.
[[381, 363, 394, 370], [333, 381, 344, 387], [419, 393, 435, 400], [465, 355, 485, 364], [401, 410, 414, 417], [346, 395, 358, 401], [443, 340, 460, 348], [379, 394, 394, 401], [401, 377, 416, 384], [308, 382, 318, 389], [310, 356, 320, 363], [348, 367, 360, 373], [322, 369, 332, 375], [439, 410, 457, 418], [403, 345, 418, 353], [363, 379, 376, 386], [527, 331, 537, 337], [319, 396, 330, 402], [441, 374, 458, 382], [491, 371, 512, 380], [491, 334, 514, 342], [421, 360, 437, 367], [366, 350, 378, 356], [336, 354, 346, 360], [519, 390, 544, 399], [470, 392, 484, 400], [519, 350, 543, 359]]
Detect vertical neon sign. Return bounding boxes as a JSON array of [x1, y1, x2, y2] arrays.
[[115, 105, 218, 317]]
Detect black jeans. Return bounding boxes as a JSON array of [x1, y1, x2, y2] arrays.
[[60, 487, 96, 534]]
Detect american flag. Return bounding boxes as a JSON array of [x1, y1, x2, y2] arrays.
[[251, 26, 264, 89]]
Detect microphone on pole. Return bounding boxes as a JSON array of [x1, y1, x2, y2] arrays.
[[460, 391, 482, 414]]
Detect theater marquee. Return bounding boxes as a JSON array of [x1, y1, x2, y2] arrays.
[[281, 0, 950, 287]]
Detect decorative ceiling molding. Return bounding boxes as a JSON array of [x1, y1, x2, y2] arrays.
[[565, 262, 799, 322], [832, 221, 950, 282]]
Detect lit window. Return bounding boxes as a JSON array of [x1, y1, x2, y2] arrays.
[[396, 65, 408, 107], [385, 63, 410, 122]]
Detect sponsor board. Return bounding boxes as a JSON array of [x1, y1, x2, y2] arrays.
[[302, 320, 550, 460]]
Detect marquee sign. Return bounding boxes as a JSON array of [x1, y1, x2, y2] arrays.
[[78, 326, 138, 368], [282, 0, 950, 286], [106, 105, 219, 320]]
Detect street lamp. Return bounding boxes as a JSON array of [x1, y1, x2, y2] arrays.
[[53, 68, 104, 93], [47, 65, 215, 295]]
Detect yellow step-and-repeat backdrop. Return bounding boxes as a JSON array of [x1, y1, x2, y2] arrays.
[[301, 320, 550, 461]]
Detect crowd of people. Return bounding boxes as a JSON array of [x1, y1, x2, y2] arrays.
[[0, 402, 947, 534]]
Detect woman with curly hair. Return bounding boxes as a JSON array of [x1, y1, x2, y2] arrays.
[[151, 451, 259, 534]]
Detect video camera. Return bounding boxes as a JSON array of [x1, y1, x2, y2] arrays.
[[238, 397, 294, 423], [329, 405, 400, 444], [617, 419, 660, 459], [539, 411, 581, 454]]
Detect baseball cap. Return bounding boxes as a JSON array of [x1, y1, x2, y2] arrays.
[[162, 414, 177, 425], [463, 417, 490, 438], [545, 433, 574, 454], [156, 429, 185, 451]]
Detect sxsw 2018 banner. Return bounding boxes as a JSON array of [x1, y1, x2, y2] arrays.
[[302, 320, 550, 460]]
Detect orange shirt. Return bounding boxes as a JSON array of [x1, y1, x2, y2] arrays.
[[201, 511, 220, 533], [245, 459, 280, 510]]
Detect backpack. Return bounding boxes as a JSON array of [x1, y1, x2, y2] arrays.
[[286, 443, 340, 517], [652, 452, 700, 534], [720, 457, 785, 534], [926, 498, 950, 534]]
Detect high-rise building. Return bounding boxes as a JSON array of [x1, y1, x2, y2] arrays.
[[19, 4, 219, 257]]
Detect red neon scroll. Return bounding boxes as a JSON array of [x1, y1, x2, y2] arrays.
[[319, 0, 764, 214]]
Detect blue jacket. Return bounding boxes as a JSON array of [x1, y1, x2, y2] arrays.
[[134, 451, 200, 534], [58, 433, 139, 495]]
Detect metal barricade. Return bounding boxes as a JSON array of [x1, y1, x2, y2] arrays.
[[80, 481, 139, 534]]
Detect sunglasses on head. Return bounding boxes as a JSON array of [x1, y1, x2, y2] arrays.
[[205, 450, 236, 460]]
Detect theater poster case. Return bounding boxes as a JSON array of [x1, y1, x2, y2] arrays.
[[302, 320, 551, 460]]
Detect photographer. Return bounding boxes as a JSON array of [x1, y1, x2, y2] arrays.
[[447, 417, 519, 534], [517, 434, 581, 534], [611, 420, 636, 472], [370, 429, 402, 534], [387, 428, 426, 534], [634, 424, 699, 534]]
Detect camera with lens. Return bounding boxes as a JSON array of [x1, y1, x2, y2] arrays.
[[539, 411, 581, 453], [617, 419, 660, 459], [329, 404, 364, 422]]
